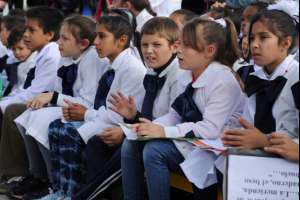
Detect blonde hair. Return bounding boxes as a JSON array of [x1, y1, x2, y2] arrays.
[[141, 17, 180, 44]]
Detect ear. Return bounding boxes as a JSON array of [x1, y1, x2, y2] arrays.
[[118, 34, 129, 48], [45, 31, 55, 42], [205, 44, 217, 59], [280, 36, 293, 52], [170, 40, 180, 53], [79, 39, 90, 50]]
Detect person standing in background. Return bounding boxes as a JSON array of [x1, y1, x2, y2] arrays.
[[8, 0, 23, 9]]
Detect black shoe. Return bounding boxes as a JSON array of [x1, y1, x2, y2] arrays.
[[9, 177, 49, 199], [23, 186, 52, 200], [0, 176, 25, 195]]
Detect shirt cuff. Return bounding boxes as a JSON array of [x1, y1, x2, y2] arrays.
[[50, 92, 59, 105], [164, 126, 182, 138]]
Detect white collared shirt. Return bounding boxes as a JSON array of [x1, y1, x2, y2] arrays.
[[155, 62, 245, 140], [136, 9, 153, 32], [274, 63, 299, 138], [0, 42, 61, 112], [243, 55, 298, 127], [149, 0, 182, 16], [8, 52, 38, 96], [78, 48, 146, 143], [143, 58, 185, 119], [55, 46, 110, 108]]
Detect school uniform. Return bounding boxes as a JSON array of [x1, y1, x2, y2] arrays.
[[134, 62, 244, 200], [3, 52, 37, 97], [47, 48, 146, 197], [136, 9, 153, 32], [15, 46, 109, 149], [274, 64, 299, 139], [243, 55, 298, 134], [0, 42, 60, 177], [148, 0, 181, 16], [76, 56, 184, 200], [0, 42, 60, 112], [12, 46, 109, 184]]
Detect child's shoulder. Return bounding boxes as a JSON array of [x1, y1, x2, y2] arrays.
[[36, 42, 60, 63]]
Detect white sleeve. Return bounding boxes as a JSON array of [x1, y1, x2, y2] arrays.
[[56, 59, 109, 108]]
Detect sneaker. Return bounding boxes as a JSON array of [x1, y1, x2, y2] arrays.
[[0, 176, 26, 195], [38, 190, 65, 200], [9, 177, 49, 199]]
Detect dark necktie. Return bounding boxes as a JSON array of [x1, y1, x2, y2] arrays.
[[172, 82, 203, 138], [237, 65, 254, 84], [245, 75, 287, 133], [291, 81, 299, 110], [23, 67, 36, 89], [57, 63, 78, 96], [3, 61, 22, 96], [0, 55, 8, 73], [94, 69, 115, 110], [141, 74, 166, 120]]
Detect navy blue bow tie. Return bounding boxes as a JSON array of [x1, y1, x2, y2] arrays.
[[94, 69, 115, 110], [172, 82, 203, 138], [141, 74, 166, 120], [23, 67, 36, 89], [172, 82, 203, 124], [57, 63, 78, 96], [245, 75, 287, 133], [3, 62, 22, 96], [0, 55, 8, 73]]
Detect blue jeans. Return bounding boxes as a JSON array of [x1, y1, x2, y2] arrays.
[[121, 139, 184, 200]]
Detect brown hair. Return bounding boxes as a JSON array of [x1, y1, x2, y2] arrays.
[[121, 0, 156, 16], [141, 17, 180, 45], [62, 15, 96, 45], [182, 17, 241, 67]]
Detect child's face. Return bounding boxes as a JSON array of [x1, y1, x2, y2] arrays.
[[250, 21, 289, 71], [141, 33, 177, 69], [241, 6, 258, 36], [58, 24, 83, 59], [24, 18, 53, 51], [94, 24, 124, 61], [242, 36, 249, 59], [12, 39, 32, 61], [170, 14, 184, 30], [177, 31, 213, 75], [0, 23, 10, 46]]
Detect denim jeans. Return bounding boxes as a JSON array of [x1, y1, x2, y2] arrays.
[[121, 139, 184, 200]]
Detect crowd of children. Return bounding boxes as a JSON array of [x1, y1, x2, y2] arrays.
[[0, 0, 298, 200]]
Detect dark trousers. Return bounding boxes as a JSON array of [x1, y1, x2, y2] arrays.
[[0, 104, 29, 177], [74, 136, 121, 200]]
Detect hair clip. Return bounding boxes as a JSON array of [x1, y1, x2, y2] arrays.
[[214, 18, 227, 28]]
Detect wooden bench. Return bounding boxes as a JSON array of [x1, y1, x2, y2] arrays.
[[170, 173, 223, 200]]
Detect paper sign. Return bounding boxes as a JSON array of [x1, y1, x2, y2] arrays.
[[227, 155, 299, 200]]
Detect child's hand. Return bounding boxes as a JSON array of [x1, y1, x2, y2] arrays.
[[264, 133, 299, 162], [133, 118, 166, 138], [108, 92, 138, 120], [27, 92, 54, 110], [222, 118, 269, 149], [62, 99, 87, 121], [98, 127, 124, 147]]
